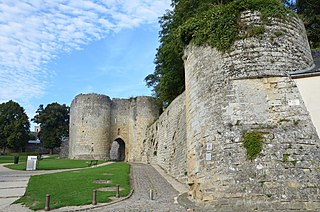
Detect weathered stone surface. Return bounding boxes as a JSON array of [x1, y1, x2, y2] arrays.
[[68, 11, 320, 211], [69, 94, 112, 160], [226, 11, 313, 79], [183, 11, 320, 210], [69, 94, 159, 161], [142, 93, 187, 183]]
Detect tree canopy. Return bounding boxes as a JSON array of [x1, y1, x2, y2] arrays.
[[32, 103, 69, 154], [146, 0, 232, 106], [145, 0, 318, 106], [0, 100, 30, 153], [296, 0, 320, 49]]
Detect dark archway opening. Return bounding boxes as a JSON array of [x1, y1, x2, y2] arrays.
[[109, 138, 125, 161]]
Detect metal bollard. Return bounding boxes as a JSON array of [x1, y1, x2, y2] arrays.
[[115, 184, 120, 198], [45, 194, 50, 211], [92, 190, 97, 205], [149, 189, 154, 200]]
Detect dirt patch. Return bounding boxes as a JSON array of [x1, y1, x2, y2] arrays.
[[97, 186, 125, 192], [93, 179, 112, 184], [102, 173, 114, 176], [31, 201, 40, 207]]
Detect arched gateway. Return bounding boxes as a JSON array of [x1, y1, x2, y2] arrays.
[[68, 94, 160, 161], [109, 138, 126, 161]]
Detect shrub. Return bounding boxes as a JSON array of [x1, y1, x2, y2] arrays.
[[243, 131, 263, 160]]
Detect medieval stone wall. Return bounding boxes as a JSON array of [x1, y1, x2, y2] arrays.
[[224, 11, 313, 80], [184, 11, 320, 211], [111, 97, 160, 162], [110, 98, 131, 161], [69, 94, 112, 160], [142, 93, 187, 183], [68, 10, 320, 211], [132, 97, 161, 162], [69, 94, 159, 161]]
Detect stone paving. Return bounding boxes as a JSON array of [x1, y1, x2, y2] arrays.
[[0, 163, 55, 211], [90, 163, 187, 212]]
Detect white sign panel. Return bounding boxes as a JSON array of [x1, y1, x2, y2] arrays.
[[269, 100, 282, 106], [288, 99, 300, 106], [205, 153, 212, 161], [26, 156, 37, 171], [206, 143, 213, 151]]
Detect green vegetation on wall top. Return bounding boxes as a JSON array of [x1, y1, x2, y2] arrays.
[[179, 0, 293, 51], [145, 0, 294, 106]]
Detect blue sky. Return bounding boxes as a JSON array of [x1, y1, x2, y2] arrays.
[[0, 0, 171, 127]]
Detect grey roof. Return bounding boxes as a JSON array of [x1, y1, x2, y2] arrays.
[[290, 50, 320, 78], [28, 139, 41, 144]]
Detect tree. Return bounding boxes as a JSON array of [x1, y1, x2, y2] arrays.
[[283, 0, 320, 49], [146, 0, 303, 106], [0, 100, 30, 153], [145, 0, 236, 106], [32, 103, 69, 154], [296, 0, 320, 49], [28, 132, 37, 140]]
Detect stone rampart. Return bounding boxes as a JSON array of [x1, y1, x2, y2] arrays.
[[111, 97, 160, 162], [184, 11, 320, 211], [68, 10, 320, 211], [69, 94, 112, 160], [142, 93, 187, 183], [225, 11, 313, 79], [69, 94, 159, 161]]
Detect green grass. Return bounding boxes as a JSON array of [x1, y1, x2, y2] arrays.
[[16, 162, 131, 210], [0, 155, 28, 164], [4, 156, 104, 170]]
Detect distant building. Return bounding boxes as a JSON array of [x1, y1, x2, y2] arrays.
[[34, 126, 40, 134], [25, 126, 47, 153]]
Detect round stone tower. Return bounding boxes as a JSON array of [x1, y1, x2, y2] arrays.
[[69, 93, 112, 160], [184, 11, 320, 210]]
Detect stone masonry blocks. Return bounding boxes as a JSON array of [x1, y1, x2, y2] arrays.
[[69, 94, 159, 161], [68, 10, 320, 211], [69, 94, 112, 160], [184, 11, 320, 210]]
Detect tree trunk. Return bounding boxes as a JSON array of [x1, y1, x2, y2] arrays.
[[49, 149, 53, 155]]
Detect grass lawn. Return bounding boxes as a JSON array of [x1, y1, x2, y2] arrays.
[[16, 162, 131, 210], [4, 155, 105, 170], [0, 155, 28, 164]]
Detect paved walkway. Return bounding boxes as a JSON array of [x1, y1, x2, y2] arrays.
[[0, 163, 62, 211], [90, 163, 187, 212], [0, 162, 112, 212], [0, 163, 191, 212]]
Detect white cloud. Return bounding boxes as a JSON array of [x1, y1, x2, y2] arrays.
[[0, 0, 171, 104]]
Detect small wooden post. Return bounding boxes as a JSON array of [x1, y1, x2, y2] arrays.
[[45, 194, 50, 211], [115, 184, 120, 198], [92, 190, 97, 205], [149, 189, 154, 200]]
